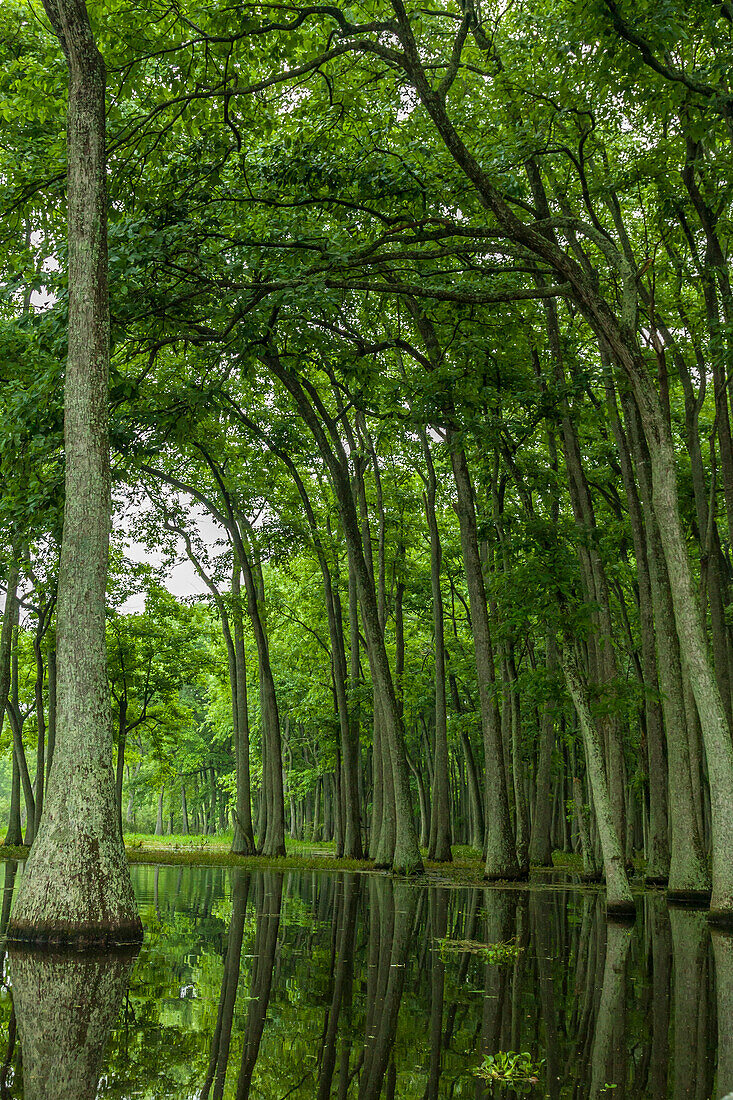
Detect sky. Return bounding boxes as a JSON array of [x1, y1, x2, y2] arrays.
[[118, 503, 229, 613]]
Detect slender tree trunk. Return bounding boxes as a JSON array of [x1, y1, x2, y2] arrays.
[[449, 440, 518, 880], [155, 788, 164, 837], [237, 535, 285, 858], [422, 433, 451, 862], [507, 647, 529, 874], [231, 559, 254, 855], [622, 391, 710, 899], [605, 378, 669, 882], [529, 638, 558, 866], [181, 783, 189, 836], [9, 641, 36, 846], [561, 646, 634, 915], [8, 0, 141, 946], [574, 775, 599, 879], [114, 696, 127, 840], [32, 622, 46, 836], [265, 353, 421, 872], [0, 556, 21, 848]]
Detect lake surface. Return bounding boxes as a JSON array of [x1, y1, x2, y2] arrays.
[[0, 861, 730, 1098]]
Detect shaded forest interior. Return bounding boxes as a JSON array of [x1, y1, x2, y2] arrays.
[[3, 0, 733, 920]]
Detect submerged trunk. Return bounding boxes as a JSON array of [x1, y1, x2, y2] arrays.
[[8, 0, 141, 946]]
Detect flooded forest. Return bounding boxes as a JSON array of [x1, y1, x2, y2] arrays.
[[1, 0, 733, 1096]]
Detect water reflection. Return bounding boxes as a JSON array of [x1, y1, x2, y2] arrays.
[[9, 947, 136, 1100], [0, 861, 731, 1097]]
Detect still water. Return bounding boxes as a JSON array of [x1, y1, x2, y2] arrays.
[[0, 861, 729, 1099]]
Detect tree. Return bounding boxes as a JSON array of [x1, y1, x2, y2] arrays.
[[8, 0, 141, 946]]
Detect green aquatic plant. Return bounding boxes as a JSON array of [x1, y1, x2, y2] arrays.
[[475, 1051, 543, 1090], [436, 936, 523, 964]]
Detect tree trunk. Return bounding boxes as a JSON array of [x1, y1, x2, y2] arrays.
[[1, 556, 21, 848], [507, 647, 529, 874], [449, 440, 518, 879], [230, 559, 254, 855], [237, 534, 286, 857], [9, 640, 36, 847], [46, 641, 57, 785], [605, 378, 670, 882], [265, 352, 421, 872], [181, 783, 189, 836], [622, 391, 710, 899], [561, 646, 634, 915], [155, 788, 164, 837], [422, 432, 452, 862], [8, 0, 140, 947], [529, 638, 558, 866], [573, 775, 598, 880], [32, 622, 47, 837]]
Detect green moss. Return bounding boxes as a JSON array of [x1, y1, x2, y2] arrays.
[[124, 843, 374, 873], [0, 839, 621, 895], [0, 845, 29, 861], [550, 850, 585, 872]]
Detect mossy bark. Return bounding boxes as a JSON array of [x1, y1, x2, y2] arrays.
[[7, 0, 141, 947], [562, 647, 634, 915]]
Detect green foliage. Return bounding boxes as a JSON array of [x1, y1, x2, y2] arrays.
[[474, 1051, 544, 1089]]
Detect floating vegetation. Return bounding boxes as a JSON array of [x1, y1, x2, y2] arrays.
[[475, 1051, 543, 1090], [436, 936, 523, 964]]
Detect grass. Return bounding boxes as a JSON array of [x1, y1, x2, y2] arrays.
[[0, 836, 615, 891]]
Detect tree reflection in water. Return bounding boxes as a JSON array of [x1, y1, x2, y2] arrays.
[[1, 862, 733, 1098], [8, 947, 136, 1100]]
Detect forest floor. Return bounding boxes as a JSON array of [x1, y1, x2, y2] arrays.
[[0, 834, 627, 892]]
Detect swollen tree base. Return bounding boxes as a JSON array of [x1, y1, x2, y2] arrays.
[[708, 908, 733, 929], [644, 873, 670, 888], [605, 899, 637, 922], [484, 868, 529, 883], [7, 778, 142, 949], [667, 888, 713, 908]]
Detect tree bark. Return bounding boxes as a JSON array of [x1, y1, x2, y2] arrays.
[[421, 431, 451, 862], [231, 559, 255, 854], [8, 0, 140, 946], [561, 646, 634, 915], [622, 391, 710, 899], [529, 638, 558, 866], [449, 440, 518, 879], [1, 556, 21, 847]]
